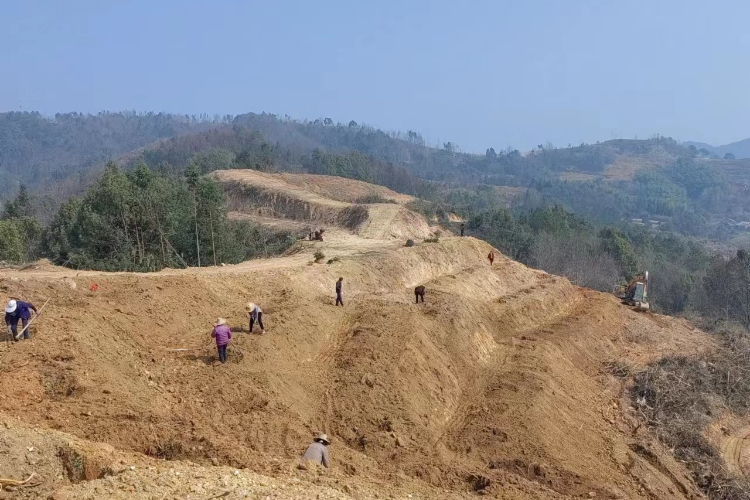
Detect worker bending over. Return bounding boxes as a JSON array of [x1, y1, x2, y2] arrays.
[[414, 285, 426, 303], [246, 303, 265, 334], [5, 299, 37, 341], [301, 434, 330, 468]]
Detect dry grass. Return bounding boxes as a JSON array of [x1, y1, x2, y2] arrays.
[[632, 325, 750, 499]]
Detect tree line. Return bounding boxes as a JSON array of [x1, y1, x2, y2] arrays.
[[0, 163, 295, 271], [122, 126, 437, 200], [414, 202, 727, 318]]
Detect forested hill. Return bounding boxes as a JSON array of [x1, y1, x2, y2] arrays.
[[3, 108, 750, 327], [4, 110, 750, 243], [0, 111, 228, 197]]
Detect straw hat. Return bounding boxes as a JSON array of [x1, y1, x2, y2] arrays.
[[4, 300, 16, 314], [314, 433, 330, 445], [214, 318, 227, 326], [246, 302, 256, 312]]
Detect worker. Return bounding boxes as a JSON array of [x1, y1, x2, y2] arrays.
[[211, 318, 232, 364], [460, 223, 465, 237], [414, 285, 425, 303], [5, 299, 37, 341], [488, 250, 495, 266], [335, 277, 344, 306], [300, 434, 330, 468], [246, 303, 265, 334]]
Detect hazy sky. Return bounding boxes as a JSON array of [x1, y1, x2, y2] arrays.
[[2, 0, 749, 152]]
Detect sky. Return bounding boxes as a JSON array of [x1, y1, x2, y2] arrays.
[[2, 0, 749, 152]]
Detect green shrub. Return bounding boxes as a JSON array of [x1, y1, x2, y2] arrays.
[[354, 194, 397, 204], [314, 250, 325, 262]]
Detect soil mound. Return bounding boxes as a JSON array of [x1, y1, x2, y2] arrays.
[[0, 173, 714, 499]]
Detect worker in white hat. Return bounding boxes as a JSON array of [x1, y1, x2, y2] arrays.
[[246, 302, 265, 334], [300, 433, 330, 468], [5, 298, 37, 341]]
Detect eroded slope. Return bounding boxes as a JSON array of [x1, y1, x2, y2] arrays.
[[0, 230, 711, 499], [214, 169, 434, 240]]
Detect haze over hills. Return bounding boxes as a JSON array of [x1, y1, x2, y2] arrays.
[[684, 138, 750, 159], [3, 110, 750, 246]]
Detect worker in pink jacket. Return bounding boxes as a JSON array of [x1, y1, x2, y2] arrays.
[[211, 318, 232, 364]]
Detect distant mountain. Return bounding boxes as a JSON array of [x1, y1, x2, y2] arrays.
[[714, 138, 750, 159], [684, 138, 750, 159]]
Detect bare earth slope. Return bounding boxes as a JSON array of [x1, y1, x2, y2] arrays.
[[0, 176, 713, 500], [214, 169, 434, 240]]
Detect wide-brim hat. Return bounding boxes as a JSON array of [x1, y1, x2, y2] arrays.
[[246, 302, 256, 312], [214, 318, 227, 326], [5, 300, 17, 314], [314, 433, 330, 445]]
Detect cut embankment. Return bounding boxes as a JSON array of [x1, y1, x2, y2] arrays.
[[0, 236, 711, 499], [215, 169, 415, 205], [221, 178, 369, 229], [215, 169, 434, 240]]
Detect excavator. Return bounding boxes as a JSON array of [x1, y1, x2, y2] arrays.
[[615, 272, 650, 311]]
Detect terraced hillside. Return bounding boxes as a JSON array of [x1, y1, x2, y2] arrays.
[[0, 173, 715, 500]]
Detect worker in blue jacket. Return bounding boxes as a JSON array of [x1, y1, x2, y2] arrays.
[[5, 299, 37, 341]]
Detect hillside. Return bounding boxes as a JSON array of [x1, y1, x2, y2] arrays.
[[0, 111, 226, 201], [0, 174, 718, 499], [123, 116, 749, 239], [685, 138, 750, 159], [4, 109, 750, 246], [214, 169, 432, 241]]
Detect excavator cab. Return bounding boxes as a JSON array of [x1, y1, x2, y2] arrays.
[[616, 272, 650, 311]]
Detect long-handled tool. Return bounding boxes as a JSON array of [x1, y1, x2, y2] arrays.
[[0, 472, 37, 490], [14, 297, 51, 341]]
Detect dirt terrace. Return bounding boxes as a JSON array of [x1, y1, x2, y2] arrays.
[[0, 172, 714, 500]]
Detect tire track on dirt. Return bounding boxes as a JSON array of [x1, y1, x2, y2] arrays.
[[721, 427, 750, 475]]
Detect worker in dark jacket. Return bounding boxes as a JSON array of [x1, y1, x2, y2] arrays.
[[300, 434, 330, 468], [335, 278, 343, 306], [5, 299, 37, 341]]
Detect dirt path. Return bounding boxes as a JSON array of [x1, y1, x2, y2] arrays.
[[357, 204, 401, 239], [0, 228, 407, 280]]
